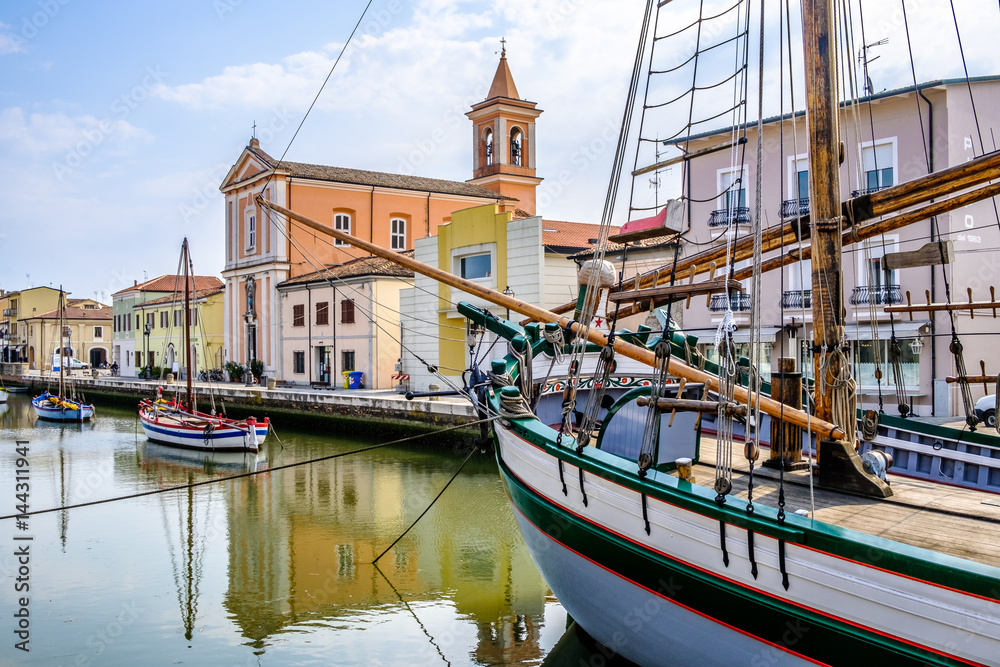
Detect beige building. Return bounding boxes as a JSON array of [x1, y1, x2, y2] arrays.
[[1, 286, 63, 365], [276, 255, 414, 389], [671, 76, 1000, 416], [21, 299, 112, 371]]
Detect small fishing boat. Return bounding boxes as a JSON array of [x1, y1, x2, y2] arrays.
[[137, 239, 268, 452], [32, 288, 95, 422], [32, 391, 95, 422], [0, 388, 7, 403], [139, 395, 266, 452]]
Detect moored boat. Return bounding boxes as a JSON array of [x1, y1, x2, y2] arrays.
[[139, 396, 266, 452], [31, 391, 95, 422]]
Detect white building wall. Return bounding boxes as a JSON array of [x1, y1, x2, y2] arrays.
[[402, 237, 441, 392]]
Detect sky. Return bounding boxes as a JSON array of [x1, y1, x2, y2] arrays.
[[1, 0, 998, 303]]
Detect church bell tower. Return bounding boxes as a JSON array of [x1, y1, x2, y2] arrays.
[[467, 43, 543, 216]]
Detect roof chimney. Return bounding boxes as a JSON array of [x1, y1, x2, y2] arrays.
[[134, 280, 137, 286]]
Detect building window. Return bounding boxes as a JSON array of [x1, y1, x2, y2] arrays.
[[160, 311, 168, 328], [459, 253, 492, 280], [146, 312, 155, 329], [510, 127, 523, 166], [190, 308, 198, 327], [341, 299, 355, 324], [136, 351, 142, 367], [246, 210, 256, 251], [860, 141, 894, 194], [390, 218, 406, 250], [174, 310, 181, 327], [342, 350, 355, 372], [293, 304, 305, 327], [94, 326, 103, 339], [135, 314, 140, 330], [316, 301, 329, 325], [293, 351, 305, 374], [334, 213, 351, 247], [855, 338, 919, 388]]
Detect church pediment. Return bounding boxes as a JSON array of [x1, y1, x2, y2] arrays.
[[220, 143, 281, 192]]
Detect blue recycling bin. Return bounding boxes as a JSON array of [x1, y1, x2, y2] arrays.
[[348, 371, 364, 389]]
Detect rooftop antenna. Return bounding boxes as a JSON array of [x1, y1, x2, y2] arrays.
[[252, 120, 257, 139], [649, 135, 662, 208], [858, 38, 888, 96]]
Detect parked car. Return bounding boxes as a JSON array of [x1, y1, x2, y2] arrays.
[[52, 354, 89, 370], [975, 393, 997, 428]]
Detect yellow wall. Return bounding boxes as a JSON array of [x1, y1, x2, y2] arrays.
[[137, 291, 225, 372], [436, 204, 512, 377]]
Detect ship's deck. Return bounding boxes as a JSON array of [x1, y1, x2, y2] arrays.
[[695, 436, 1000, 569]]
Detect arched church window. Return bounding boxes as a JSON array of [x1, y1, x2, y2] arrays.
[[510, 128, 523, 166], [484, 128, 494, 166]]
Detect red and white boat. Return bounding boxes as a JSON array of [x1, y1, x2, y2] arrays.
[[139, 396, 266, 452]]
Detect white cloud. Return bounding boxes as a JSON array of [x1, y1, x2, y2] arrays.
[[0, 22, 26, 54], [0, 107, 152, 158]]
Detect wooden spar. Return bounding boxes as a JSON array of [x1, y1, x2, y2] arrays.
[[58, 286, 64, 399], [183, 238, 194, 408], [631, 137, 747, 177], [541, 149, 1000, 323], [887, 285, 998, 316], [615, 174, 1000, 319], [802, 0, 847, 433], [607, 279, 740, 304], [258, 196, 847, 441], [946, 375, 997, 384]]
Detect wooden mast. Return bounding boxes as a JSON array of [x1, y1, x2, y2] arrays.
[[182, 238, 194, 408], [58, 285, 65, 399], [257, 196, 849, 442], [802, 0, 854, 443]]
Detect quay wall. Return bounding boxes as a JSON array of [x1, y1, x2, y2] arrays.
[[1, 373, 479, 445]]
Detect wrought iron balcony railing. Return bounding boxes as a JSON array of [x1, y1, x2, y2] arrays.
[[781, 290, 812, 309], [780, 198, 810, 218], [708, 207, 752, 227], [709, 292, 753, 312], [849, 284, 902, 305], [850, 185, 890, 197]]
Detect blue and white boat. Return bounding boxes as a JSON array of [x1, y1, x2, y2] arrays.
[[32, 391, 95, 422]]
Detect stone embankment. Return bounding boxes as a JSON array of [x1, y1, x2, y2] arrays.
[[1, 372, 479, 443]]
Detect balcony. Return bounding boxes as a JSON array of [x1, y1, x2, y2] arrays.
[[851, 185, 890, 198], [709, 293, 753, 312], [849, 285, 902, 306], [708, 207, 751, 227], [780, 198, 810, 218], [781, 290, 812, 309]]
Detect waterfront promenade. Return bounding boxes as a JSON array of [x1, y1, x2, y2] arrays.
[[1, 369, 477, 436]]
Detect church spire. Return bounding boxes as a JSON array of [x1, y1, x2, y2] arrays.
[[467, 44, 543, 215], [487, 38, 519, 101]]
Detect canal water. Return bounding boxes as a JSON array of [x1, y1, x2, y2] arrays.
[[0, 396, 635, 666]]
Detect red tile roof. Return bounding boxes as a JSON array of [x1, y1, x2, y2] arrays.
[[112, 275, 223, 296], [277, 251, 415, 288], [134, 287, 225, 307], [26, 306, 112, 321]]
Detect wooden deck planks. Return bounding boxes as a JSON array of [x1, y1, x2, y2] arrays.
[[694, 436, 1000, 569]]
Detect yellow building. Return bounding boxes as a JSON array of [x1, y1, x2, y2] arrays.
[[1, 286, 63, 365], [133, 286, 225, 375], [21, 299, 112, 371], [402, 203, 604, 391]]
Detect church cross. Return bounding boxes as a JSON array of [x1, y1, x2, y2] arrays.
[[500, 37, 506, 55]]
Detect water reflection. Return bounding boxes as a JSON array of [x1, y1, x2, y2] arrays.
[[0, 397, 585, 665], [223, 443, 552, 663]]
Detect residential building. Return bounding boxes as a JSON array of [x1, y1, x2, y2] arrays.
[[22, 300, 112, 371], [401, 203, 606, 392], [112, 275, 224, 377], [276, 254, 414, 389], [671, 76, 1000, 416], [133, 285, 225, 376], [1, 286, 63, 366], [217, 50, 542, 380]]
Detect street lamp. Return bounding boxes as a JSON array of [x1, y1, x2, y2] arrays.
[[502, 285, 514, 320], [143, 321, 151, 380]]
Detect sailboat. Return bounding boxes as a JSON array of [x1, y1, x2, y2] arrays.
[[250, 1, 1000, 662], [138, 239, 268, 452], [32, 288, 95, 422]]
